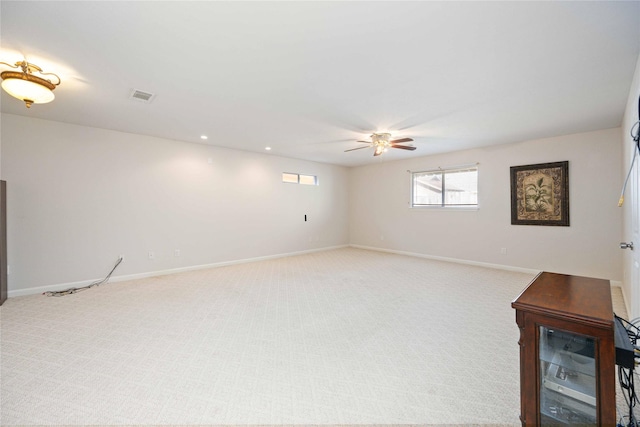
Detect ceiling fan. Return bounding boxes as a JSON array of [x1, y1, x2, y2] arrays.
[[345, 132, 416, 156]]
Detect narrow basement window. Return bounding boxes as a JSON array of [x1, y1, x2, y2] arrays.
[[282, 173, 299, 184], [282, 173, 318, 185], [299, 174, 317, 185]]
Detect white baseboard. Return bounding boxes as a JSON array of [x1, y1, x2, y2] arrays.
[[351, 246, 632, 308], [349, 244, 542, 275], [612, 280, 633, 318], [9, 244, 624, 304], [7, 244, 349, 298]]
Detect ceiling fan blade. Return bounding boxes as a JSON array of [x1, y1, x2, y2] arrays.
[[390, 137, 414, 144], [356, 140, 371, 143], [344, 146, 370, 152], [391, 145, 417, 151]]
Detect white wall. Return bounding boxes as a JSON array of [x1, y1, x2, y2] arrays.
[[349, 128, 623, 281], [0, 113, 627, 294], [1, 114, 349, 293], [621, 53, 640, 318]]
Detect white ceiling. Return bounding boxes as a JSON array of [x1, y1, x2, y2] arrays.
[[1, 1, 639, 167]]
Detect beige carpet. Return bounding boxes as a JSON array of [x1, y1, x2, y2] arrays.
[[0, 247, 623, 425]]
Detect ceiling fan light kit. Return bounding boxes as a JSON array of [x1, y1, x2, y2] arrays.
[[345, 132, 416, 157], [0, 60, 61, 108]]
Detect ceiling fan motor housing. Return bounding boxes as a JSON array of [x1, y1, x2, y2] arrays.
[[372, 133, 391, 147], [344, 133, 415, 155]]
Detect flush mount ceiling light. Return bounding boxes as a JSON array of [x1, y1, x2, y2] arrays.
[[0, 60, 61, 108]]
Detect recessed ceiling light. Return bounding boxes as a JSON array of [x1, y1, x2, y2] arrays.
[[200, 135, 208, 140], [265, 147, 272, 151]]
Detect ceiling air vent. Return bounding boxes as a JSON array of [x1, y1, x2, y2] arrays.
[[129, 89, 156, 103]]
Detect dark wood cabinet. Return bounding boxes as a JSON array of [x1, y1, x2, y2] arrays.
[[512, 272, 615, 426]]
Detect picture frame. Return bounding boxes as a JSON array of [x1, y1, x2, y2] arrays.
[[510, 161, 569, 226]]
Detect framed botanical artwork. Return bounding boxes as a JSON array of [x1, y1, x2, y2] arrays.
[[510, 161, 569, 226]]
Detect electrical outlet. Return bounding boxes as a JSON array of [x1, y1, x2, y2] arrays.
[[148, 251, 155, 260], [174, 249, 180, 257], [6, 265, 10, 275], [500, 248, 507, 255], [380, 235, 385, 241]]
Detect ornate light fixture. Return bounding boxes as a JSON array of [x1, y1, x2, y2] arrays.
[[0, 60, 61, 108], [372, 132, 392, 155]]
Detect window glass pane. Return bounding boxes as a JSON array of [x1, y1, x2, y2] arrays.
[[412, 167, 478, 207], [282, 173, 299, 184], [413, 172, 443, 205], [538, 327, 596, 423], [299, 174, 317, 185], [444, 169, 478, 205]]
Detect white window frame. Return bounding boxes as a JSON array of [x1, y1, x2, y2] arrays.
[[410, 165, 478, 209]]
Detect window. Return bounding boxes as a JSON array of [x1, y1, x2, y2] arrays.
[[412, 166, 478, 207], [282, 173, 299, 184], [298, 174, 317, 185], [282, 173, 318, 185]]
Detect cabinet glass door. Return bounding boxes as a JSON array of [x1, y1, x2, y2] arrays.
[[539, 326, 597, 425]]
